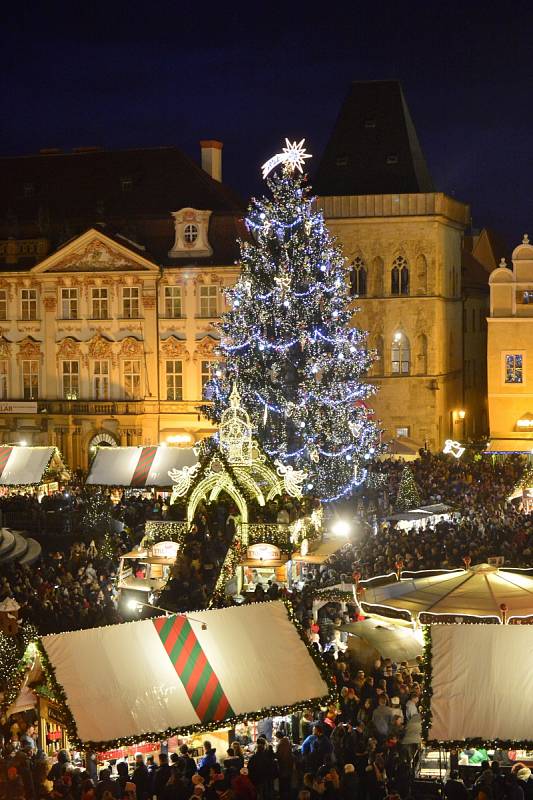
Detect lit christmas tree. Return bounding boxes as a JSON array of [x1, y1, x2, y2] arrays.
[[204, 140, 381, 502], [396, 466, 421, 511]]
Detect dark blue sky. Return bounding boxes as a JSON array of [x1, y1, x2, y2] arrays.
[[3, 1, 533, 245]]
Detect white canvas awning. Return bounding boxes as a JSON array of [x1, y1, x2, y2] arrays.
[[0, 446, 65, 486], [86, 446, 198, 488], [428, 625, 533, 743], [41, 601, 332, 748], [339, 619, 423, 663]]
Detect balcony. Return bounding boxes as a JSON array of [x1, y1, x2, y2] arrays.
[[38, 399, 146, 416]]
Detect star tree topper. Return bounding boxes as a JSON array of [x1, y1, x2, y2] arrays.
[[261, 138, 312, 179]]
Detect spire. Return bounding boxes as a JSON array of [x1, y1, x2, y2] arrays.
[[314, 80, 434, 196]]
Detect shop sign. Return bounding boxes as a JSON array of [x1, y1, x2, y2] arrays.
[[300, 538, 309, 557], [47, 731, 62, 742], [246, 543, 281, 562], [47, 705, 67, 725], [0, 402, 37, 413], [151, 541, 179, 559]]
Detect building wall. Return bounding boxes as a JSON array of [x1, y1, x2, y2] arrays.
[[319, 192, 469, 449], [0, 232, 238, 470], [463, 292, 489, 438], [488, 241, 533, 445]]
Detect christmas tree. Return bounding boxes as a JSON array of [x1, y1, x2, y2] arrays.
[[396, 466, 421, 511], [204, 140, 381, 502]]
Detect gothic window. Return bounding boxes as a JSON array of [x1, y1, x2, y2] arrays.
[[416, 333, 428, 375], [391, 333, 410, 374], [349, 257, 367, 297], [373, 335, 384, 376], [391, 256, 409, 296], [373, 256, 384, 296]]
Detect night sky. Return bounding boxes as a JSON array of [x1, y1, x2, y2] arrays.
[[3, 1, 533, 246]]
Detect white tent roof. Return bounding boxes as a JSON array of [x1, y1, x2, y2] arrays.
[[0, 446, 64, 486], [428, 625, 533, 743], [362, 564, 533, 621], [86, 446, 198, 487], [339, 619, 423, 663], [41, 601, 331, 748]]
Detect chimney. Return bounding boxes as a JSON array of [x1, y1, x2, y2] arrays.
[[200, 140, 223, 182]]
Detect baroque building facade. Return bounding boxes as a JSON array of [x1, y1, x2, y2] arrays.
[[487, 236, 533, 454], [0, 143, 242, 470]]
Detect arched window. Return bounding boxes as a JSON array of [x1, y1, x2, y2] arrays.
[[416, 254, 428, 294], [416, 333, 428, 374], [392, 332, 410, 374], [391, 255, 409, 296], [349, 256, 367, 297]]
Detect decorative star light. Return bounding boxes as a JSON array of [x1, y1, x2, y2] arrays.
[[261, 138, 312, 179]]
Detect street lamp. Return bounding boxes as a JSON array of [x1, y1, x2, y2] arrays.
[[126, 599, 207, 629]]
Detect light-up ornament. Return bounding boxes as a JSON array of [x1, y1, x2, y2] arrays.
[[443, 439, 465, 459], [261, 138, 312, 179]]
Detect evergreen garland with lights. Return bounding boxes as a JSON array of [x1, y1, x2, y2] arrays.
[[203, 161, 381, 503], [395, 465, 421, 511], [0, 622, 38, 712]]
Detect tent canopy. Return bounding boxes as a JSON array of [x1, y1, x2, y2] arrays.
[[0, 446, 65, 486], [362, 564, 533, 621], [427, 625, 533, 744], [40, 601, 332, 749], [292, 538, 346, 564], [340, 619, 423, 663], [86, 446, 198, 488], [485, 439, 533, 454]]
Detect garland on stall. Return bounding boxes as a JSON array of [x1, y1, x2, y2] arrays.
[[35, 597, 337, 751], [419, 625, 533, 748], [143, 521, 189, 546], [0, 623, 38, 714]]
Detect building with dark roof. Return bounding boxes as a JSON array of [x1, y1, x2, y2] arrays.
[[316, 80, 491, 448], [0, 142, 244, 469]]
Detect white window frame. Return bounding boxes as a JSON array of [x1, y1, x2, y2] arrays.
[[164, 286, 182, 318], [93, 360, 110, 400], [199, 285, 218, 318], [61, 288, 79, 320], [21, 288, 37, 321], [392, 335, 410, 375], [184, 223, 199, 244], [62, 360, 79, 399], [0, 290, 7, 321], [22, 360, 39, 400], [396, 426, 410, 438], [91, 288, 109, 319], [122, 286, 140, 319], [0, 360, 8, 400], [123, 359, 141, 400], [165, 360, 183, 401]]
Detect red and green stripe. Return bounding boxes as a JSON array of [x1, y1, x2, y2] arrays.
[[0, 447, 13, 479], [153, 615, 234, 724], [131, 446, 158, 487]]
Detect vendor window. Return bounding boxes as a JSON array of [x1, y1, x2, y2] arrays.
[[505, 354, 523, 384]]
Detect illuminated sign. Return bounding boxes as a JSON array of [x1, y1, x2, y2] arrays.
[[151, 541, 180, 559], [443, 439, 465, 459], [246, 543, 281, 562], [517, 419, 533, 428]]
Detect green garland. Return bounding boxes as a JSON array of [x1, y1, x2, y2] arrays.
[[0, 623, 38, 714], [36, 598, 337, 751], [143, 521, 189, 546], [420, 625, 433, 741]]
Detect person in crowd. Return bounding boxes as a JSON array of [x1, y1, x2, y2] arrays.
[[176, 746, 197, 781], [153, 754, 172, 800], [131, 754, 150, 800], [115, 762, 136, 800], [444, 770, 468, 800], [198, 743, 217, 778], [247, 738, 276, 800]]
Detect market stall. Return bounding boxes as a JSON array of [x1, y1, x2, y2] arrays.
[[0, 446, 67, 491], [117, 540, 182, 598], [338, 618, 423, 670], [86, 445, 198, 489], [361, 563, 533, 623], [291, 537, 348, 586], [423, 624, 533, 744], [386, 503, 453, 531], [240, 542, 290, 591], [38, 600, 334, 750]]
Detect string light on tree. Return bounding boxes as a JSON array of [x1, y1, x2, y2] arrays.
[[203, 138, 381, 502]]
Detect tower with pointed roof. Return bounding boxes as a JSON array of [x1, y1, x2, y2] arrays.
[[315, 80, 482, 450]]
